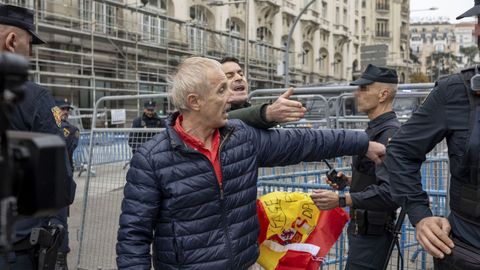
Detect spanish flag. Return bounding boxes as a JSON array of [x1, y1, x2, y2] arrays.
[[256, 192, 349, 270]]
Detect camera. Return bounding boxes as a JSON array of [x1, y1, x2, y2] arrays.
[[0, 52, 69, 251]]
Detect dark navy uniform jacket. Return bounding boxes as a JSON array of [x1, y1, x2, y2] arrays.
[[9, 81, 75, 242], [60, 120, 79, 169], [386, 70, 480, 248], [350, 111, 400, 211], [128, 113, 165, 153]]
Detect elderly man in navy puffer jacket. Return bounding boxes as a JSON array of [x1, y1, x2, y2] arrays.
[[116, 57, 386, 270]]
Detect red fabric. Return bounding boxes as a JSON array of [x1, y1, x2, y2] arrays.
[[276, 250, 312, 270], [174, 115, 222, 183], [306, 208, 349, 259], [275, 208, 349, 270], [256, 200, 269, 244]]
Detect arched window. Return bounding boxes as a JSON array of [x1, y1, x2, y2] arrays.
[[319, 48, 328, 73], [256, 27, 273, 62], [188, 5, 211, 54], [226, 18, 242, 57]]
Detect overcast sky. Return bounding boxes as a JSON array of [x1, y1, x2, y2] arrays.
[[410, 0, 475, 23]]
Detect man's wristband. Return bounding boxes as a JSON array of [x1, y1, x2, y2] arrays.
[[339, 194, 347, 208]]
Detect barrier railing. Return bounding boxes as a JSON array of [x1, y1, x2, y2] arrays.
[[74, 84, 448, 270]]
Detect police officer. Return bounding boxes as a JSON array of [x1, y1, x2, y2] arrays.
[[56, 99, 79, 170], [386, 2, 480, 269], [311, 64, 400, 269], [0, 4, 75, 270], [128, 100, 165, 153], [50, 99, 79, 270]]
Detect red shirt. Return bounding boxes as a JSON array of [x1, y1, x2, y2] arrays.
[[174, 115, 223, 184]]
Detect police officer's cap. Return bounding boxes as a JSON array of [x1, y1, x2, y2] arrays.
[[350, 64, 398, 86], [144, 100, 156, 109], [0, 4, 46, 44], [457, 0, 480, 19], [56, 98, 73, 110]]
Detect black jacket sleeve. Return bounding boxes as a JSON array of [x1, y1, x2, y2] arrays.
[[386, 81, 450, 225], [350, 128, 399, 211]]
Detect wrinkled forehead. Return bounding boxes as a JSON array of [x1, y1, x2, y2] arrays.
[[208, 67, 227, 87]]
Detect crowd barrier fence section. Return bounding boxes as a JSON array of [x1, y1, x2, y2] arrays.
[[75, 85, 450, 270]]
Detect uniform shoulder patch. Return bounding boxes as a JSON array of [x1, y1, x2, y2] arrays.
[[63, 127, 70, 138], [75, 129, 80, 138], [51, 106, 62, 128]]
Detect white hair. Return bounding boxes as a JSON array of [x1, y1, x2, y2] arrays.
[[169, 57, 222, 112]]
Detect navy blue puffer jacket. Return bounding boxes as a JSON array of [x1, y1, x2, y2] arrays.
[[116, 114, 369, 270]]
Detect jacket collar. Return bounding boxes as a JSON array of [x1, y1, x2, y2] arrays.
[[165, 112, 234, 150]]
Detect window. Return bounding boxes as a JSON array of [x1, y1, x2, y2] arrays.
[[80, 0, 116, 35], [147, 0, 167, 10], [376, 0, 389, 10], [142, 15, 167, 44], [188, 6, 209, 54], [375, 19, 389, 37], [256, 27, 271, 61], [335, 7, 340, 24], [226, 18, 242, 58], [343, 8, 347, 25], [322, 2, 328, 18]]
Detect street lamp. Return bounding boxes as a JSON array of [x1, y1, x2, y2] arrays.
[[284, 0, 317, 87], [208, 0, 250, 79]]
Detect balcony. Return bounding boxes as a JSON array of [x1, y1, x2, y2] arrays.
[[401, 6, 409, 16], [376, 3, 390, 12], [401, 33, 409, 41], [375, 31, 390, 38]]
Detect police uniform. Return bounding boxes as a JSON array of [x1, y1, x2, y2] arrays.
[[56, 99, 80, 170], [343, 65, 401, 270], [128, 101, 165, 153], [6, 82, 75, 269], [387, 68, 480, 269], [346, 111, 400, 270]]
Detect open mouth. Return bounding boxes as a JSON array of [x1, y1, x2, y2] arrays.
[[233, 85, 245, 92]]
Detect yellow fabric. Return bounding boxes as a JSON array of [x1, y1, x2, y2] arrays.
[[257, 192, 321, 270]]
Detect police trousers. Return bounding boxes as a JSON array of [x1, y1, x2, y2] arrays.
[[345, 222, 393, 270], [434, 236, 480, 270]]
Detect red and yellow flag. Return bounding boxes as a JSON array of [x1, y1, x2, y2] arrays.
[[256, 192, 349, 270]]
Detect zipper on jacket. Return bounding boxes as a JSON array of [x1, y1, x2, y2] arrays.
[[176, 126, 235, 265], [217, 128, 234, 266]]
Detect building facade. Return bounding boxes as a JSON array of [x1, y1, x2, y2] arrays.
[[2, 0, 409, 125], [409, 20, 471, 81], [360, 0, 411, 83]]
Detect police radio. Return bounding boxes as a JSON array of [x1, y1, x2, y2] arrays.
[[323, 159, 348, 191], [470, 65, 480, 93]]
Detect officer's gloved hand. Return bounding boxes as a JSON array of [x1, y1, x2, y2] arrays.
[[326, 171, 351, 190]]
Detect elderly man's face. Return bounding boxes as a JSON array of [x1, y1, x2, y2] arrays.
[[355, 83, 382, 113], [201, 68, 231, 128], [221, 61, 248, 105]]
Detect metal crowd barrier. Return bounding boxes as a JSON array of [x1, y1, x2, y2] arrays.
[[74, 84, 450, 270]]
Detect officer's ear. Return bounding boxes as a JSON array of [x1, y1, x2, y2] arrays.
[[378, 87, 389, 103], [4, 32, 17, 53]]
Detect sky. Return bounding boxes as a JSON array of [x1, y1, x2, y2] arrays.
[[410, 0, 476, 23]]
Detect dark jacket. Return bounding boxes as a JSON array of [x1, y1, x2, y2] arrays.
[[128, 113, 165, 153], [9, 81, 75, 242], [350, 111, 400, 211], [228, 103, 276, 129], [116, 113, 370, 270], [60, 120, 79, 169], [386, 70, 480, 248]]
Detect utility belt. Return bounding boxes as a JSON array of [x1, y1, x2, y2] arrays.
[[350, 208, 395, 236], [434, 234, 480, 269], [12, 224, 64, 270]]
